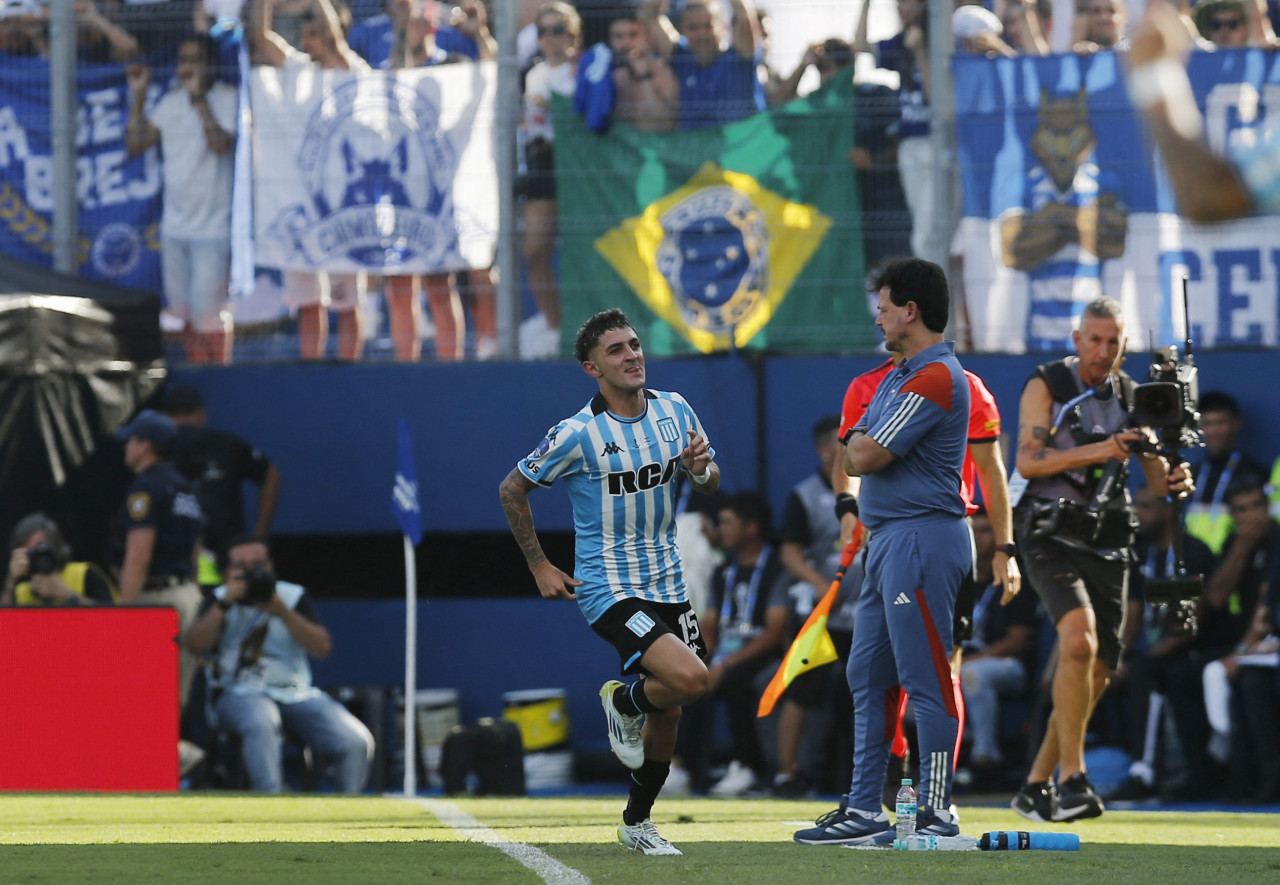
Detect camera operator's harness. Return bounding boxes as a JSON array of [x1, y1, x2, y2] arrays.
[[1017, 359, 1138, 552]]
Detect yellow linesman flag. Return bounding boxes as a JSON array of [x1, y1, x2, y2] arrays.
[[757, 527, 864, 718]]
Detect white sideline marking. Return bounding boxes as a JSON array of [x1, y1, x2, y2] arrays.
[[413, 798, 591, 885]]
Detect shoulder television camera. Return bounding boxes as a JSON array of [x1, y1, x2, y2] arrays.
[[1128, 293, 1205, 630], [1128, 344, 1202, 452]]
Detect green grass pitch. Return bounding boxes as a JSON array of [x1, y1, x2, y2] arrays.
[[0, 793, 1276, 884]]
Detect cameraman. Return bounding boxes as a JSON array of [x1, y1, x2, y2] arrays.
[[2, 513, 116, 606], [185, 535, 374, 793], [1011, 297, 1192, 823]]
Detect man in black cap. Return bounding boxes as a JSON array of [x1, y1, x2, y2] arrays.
[[112, 408, 205, 710], [159, 383, 281, 587]]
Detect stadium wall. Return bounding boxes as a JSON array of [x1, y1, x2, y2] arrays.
[[172, 349, 1280, 536]]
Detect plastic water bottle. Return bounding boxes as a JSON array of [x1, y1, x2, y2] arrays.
[[979, 831, 1081, 851], [894, 778, 917, 849]]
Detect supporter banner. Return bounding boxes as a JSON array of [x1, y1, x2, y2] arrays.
[[955, 50, 1280, 354], [251, 61, 497, 275], [553, 77, 866, 355], [0, 55, 167, 292]]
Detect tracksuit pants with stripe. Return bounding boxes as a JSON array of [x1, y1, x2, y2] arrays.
[[846, 516, 971, 813]]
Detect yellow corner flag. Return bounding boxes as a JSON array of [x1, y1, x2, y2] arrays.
[[757, 526, 864, 718]]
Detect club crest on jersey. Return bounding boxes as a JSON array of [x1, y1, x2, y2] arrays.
[[607, 456, 681, 495], [657, 417, 679, 444]]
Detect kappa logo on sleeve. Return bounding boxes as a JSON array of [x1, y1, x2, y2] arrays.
[[625, 611, 656, 637]]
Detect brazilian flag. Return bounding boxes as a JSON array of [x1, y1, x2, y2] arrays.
[[551, 76, 869, 356]]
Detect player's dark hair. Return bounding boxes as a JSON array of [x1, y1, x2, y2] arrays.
[[1197, 390, 1240, 418], [871, 257, 950, 333], [575, 308, 636, 363], [723, 491, 772, 535], [812, 414, 841, 442]]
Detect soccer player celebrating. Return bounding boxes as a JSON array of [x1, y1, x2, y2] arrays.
[[499, 309, 720, 856]]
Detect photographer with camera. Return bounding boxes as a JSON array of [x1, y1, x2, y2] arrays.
[[1011, 297, 1193, 823], [2, 513, 116, 606], [185, 535, 374, 793]]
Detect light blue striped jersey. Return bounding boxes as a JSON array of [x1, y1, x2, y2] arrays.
[[517, 389, 715, 624]]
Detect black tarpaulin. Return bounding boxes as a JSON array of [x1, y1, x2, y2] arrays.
[[0, 255, 165, 565]]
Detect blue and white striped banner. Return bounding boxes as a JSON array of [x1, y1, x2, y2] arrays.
[[955, 50, 1280, 353]]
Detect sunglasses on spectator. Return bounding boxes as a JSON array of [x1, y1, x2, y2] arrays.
[[538, 23, 570, 37], [1210, 17, 1244, 31]]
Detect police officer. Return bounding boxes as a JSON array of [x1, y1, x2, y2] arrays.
[[1010, 297, 1192, 824], [113, 408, 205, 710]]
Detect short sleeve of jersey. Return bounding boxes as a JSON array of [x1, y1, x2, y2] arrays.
[[517, 417, 585, 486], [672, 392, 715, 463], [867, 362, 955, 457], [224, 431, 272, 485], [840, 360, 894, 438], [123, 473, 164, 531], [293, 589, 321, 624], [966, 372, 1002, 443]]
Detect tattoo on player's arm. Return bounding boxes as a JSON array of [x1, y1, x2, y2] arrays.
[[499, 476, 547, 568]]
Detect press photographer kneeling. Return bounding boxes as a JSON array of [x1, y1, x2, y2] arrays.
[[1011, 297, 1194, 824], [185, 535, 374, 793]]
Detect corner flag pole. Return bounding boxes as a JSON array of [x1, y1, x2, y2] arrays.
[[403, 533, 417, 796], [392, 420, 423, 797]]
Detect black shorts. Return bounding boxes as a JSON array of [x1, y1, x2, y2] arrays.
[[517, 138, 556, 201], [1020, 536, 1128, 668], [591, 598, 708, 676]]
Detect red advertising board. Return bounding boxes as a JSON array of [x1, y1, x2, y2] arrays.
[[0, 607, 179, 791]]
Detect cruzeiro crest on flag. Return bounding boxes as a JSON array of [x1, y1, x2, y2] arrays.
[[594, 162, 831, 353]]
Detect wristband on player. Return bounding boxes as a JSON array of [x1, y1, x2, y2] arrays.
[[835, 492, 859, 520], [689, 467, 712, 484]]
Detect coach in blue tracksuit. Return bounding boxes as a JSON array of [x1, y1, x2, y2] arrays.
[[796, 258, 971, 846]]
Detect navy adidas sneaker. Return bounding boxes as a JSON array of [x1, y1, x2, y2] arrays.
[[794, 798, 890, 846], [871, 804, 961, 846]]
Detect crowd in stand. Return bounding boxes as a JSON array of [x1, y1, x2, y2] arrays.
[[5, 0, 1280, 363]]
